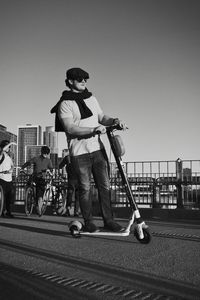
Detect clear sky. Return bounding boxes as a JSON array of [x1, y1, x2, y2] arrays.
[[1, 0, 200, 161]]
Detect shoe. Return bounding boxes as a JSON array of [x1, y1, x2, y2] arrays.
[[5, 212, 14, 218], [104, 220, 124, 232], [83, 221, 98, 233]]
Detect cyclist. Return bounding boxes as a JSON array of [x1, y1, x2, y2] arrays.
[[20, 146, 53, 215], [0, 140, 15, 218]]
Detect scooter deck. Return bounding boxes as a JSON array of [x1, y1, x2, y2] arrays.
[[79, 228, 130, 237]]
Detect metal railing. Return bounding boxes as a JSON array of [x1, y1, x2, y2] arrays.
[[109, 159, 200, 209], [13, 159, 200, 210]]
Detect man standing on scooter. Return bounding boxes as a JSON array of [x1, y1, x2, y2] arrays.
[[51, 67, 126, 232]]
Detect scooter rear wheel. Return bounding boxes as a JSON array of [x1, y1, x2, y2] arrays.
[[69, 221, 83, 238], [134, 228, 151, 244], [70, 225, 81, 238]]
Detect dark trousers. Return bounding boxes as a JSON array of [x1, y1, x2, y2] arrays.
[[67, 178, 79, 213], [34, 177, 46, 204], [71, 150, 113, 224], [0, 179, 14, 213]]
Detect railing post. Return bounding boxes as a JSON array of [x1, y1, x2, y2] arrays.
[[176, 158, 184, 208], [152, 179, 159, 208]]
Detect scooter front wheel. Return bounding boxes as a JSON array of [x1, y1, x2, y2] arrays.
[[134, 228, 151, 244]]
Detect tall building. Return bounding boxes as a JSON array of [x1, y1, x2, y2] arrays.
[[43, 126, 58, 154], [25, 145, 43, 162], [17, 124, 42, 166], [0, 124, 17, 166]]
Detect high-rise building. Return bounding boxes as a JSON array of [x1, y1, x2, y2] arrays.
[[43, 126, 58, 154], [0, 124, 17, 166], [17, 124, 42, 166], [25, 145, 43, 162]]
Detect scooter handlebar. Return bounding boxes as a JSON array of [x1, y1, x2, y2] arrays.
[[94, 123, 128, 135], [106, 123, 127, 133]]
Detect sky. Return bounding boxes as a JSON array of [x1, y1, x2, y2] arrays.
[[0, 0, 200, 162]]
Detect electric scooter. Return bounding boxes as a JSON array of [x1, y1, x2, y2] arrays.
[[69, 125, 151, 244]]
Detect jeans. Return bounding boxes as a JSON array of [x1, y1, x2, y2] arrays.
[[34, 176, 46, 204], [0, 179, 14, 213], [67, 178, 80, 214], [71, 150, 113, 224]]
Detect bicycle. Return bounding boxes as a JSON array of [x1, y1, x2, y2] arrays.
[[43, 173, 67, 216], [21, 170, 67, 217], [20, 170, 50, 217], [19, 170, 38, 216]]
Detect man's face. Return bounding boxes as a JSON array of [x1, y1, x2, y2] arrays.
[[70, 78, 88, 92]]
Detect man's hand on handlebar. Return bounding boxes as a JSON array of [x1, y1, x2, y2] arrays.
[[94, 125, 107, 135], [94, 120, 128, 135], [112, 118, 128, 130]]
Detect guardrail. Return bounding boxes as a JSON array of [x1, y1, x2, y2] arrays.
[[110, 159, 200, 209], [12, 159, 200, 210]]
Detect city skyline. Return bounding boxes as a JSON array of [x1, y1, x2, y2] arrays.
[[0, 123, 60, 168], [17, 124, 42, 166], [1, 0, 200, 162]]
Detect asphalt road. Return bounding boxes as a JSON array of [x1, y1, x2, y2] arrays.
[[0, 213, 200, 300]]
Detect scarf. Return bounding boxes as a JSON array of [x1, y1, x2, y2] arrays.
[[0, 153, 5, 165], [50, 88, 93, 132]]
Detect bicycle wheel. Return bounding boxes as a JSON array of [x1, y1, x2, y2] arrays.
[[40, 187, 52, 216], [56, 189, 67, 216], [0, 185, 4, 216], [25, 186, 34, 216]]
